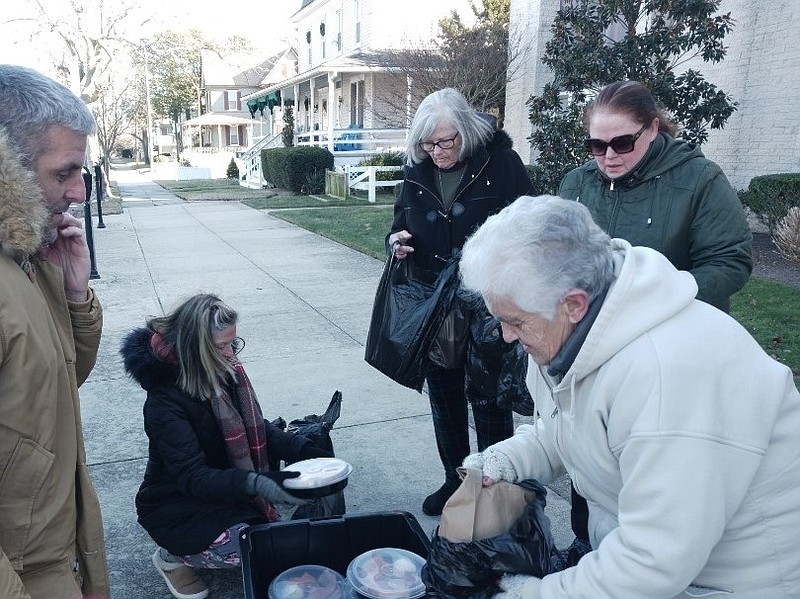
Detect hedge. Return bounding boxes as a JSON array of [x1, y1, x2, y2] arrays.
[[739, 173, 800, 233], [261, 146, 334, 194]]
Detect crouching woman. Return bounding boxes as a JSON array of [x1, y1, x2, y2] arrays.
[[121, 293, 326, 599]]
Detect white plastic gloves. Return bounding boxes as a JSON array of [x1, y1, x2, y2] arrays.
[[495, 574, 542, 599], [462, 447, 518, 483]]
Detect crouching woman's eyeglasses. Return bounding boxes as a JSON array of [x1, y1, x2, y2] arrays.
[[230, 337, 245, 355], [584, 123, 650, 156]]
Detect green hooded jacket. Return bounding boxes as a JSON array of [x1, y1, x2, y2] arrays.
[[559, 132, 752, 312]]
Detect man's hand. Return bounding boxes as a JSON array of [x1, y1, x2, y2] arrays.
[[39, 212, 90, 302]]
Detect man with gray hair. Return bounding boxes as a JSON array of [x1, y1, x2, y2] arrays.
[[0, 64, 109, 598], [460, 196, 800, 598]]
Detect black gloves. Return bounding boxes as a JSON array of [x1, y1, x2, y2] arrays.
[[246, 471, 305, 505]]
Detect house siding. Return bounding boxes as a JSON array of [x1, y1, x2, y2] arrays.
[[504, 0, 800, 190]]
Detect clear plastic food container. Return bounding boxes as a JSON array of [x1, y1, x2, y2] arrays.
[[346, 547, 426, 599]]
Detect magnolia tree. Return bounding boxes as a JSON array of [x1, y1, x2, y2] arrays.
[[527, 0, 737, 193]]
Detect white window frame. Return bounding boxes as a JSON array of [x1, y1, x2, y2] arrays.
[[226, 90, 238, 111], [354, 0, 361, 44], [335, 9, 343, 52]]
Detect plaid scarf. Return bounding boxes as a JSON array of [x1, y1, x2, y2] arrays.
[[211, 362, 279, 522]]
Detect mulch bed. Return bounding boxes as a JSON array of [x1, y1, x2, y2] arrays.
[[751, 233, 800, 289]]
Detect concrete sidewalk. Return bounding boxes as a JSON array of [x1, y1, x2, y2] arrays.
[[83, 166, 573, 598]]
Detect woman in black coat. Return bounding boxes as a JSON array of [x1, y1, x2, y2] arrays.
[[388, 88, 535, 516], [121, 293, 327, 599]]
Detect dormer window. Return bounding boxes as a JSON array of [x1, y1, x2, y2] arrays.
[[224, 90, 240, 111]]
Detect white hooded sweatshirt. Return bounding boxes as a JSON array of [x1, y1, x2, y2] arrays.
[[492, 240, 800, 598]]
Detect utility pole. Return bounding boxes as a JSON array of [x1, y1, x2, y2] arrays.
[[143, 43, 155, 164]]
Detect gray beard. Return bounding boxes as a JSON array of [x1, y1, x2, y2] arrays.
[[40, 219, 58, 247]]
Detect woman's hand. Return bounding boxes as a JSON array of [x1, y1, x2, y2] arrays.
[[388, 230, 414, 259], [462, 448, 518, 485]]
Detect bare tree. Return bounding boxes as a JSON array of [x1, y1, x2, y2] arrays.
[[2, 0, 150, 103], [376, 0, 523, 126], [92, 69, 145, 181]]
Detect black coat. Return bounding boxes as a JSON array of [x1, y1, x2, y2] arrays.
[[391, 129, 535, 275], [120, 327, 313, 556], [391, 130, 535, 406]]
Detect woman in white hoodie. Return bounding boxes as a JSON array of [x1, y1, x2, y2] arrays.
[[459, 195, 800, 599]]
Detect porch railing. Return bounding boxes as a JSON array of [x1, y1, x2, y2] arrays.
[[296, 127, 408, 155], [238, 133, 282, 188]]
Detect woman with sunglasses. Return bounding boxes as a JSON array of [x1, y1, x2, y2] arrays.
[[558, 81, 752, 559], [121, 293, 330, 599], [387, 88, 535, 517]]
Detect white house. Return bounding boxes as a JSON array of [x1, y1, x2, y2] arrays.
[[504, 0, 800, 191], [241, 0, 473, 156]]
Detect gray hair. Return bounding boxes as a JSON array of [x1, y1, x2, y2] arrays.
[[405, 88, 494, 166], [147, 293, 238, 399], [0, 64, 96, 166], [460, 196, 615, 320]]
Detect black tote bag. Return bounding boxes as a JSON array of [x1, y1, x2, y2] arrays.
[[364, 253, 460, 392]]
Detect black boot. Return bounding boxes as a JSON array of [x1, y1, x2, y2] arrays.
[[422, 481, 460, 516]]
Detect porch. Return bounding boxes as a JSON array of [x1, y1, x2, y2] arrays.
[[238, 126, 408, 193]]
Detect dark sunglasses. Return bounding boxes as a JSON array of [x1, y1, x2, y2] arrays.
[[584, 123, 650, 156]]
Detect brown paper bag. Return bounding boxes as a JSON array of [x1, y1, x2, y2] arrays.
[[438, 467, 535, 543]]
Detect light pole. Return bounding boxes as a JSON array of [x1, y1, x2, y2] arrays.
[[143, 43, 155, 164]]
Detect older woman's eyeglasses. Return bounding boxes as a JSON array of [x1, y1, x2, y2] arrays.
[[584, 123, 649, 156], [419, 133, 459, 152]]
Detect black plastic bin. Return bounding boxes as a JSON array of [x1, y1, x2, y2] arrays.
[[240, 510, 431, 599]]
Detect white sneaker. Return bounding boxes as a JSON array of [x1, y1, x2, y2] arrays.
[[151, 549, 209, 599]]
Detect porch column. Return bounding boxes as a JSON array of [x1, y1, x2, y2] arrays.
[[294, 83, 300, 145], [327, 72, 337, 153], [217, 124, 222, 149], [310, 78, 316, 140], [406, 74, 413, 129]]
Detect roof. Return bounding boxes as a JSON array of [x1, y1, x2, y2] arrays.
[[201, 50, 284, 87], [242, 51, 421, 102]]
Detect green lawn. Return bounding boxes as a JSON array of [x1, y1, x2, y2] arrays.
[[269, 205, 395, 259], [731, 278, 800, 377]]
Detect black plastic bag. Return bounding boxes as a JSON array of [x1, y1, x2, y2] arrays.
[[365, 253, 460, 392], [464, 302, 534, 416], [285, 389, 342, 458], [422, 479, 556, 599], [497, 343, 534, 416], [271, 391, 347, 518]]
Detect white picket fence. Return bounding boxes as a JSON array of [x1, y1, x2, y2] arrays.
[[346, 165, 403, 203]]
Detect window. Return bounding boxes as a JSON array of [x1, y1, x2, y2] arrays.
[[320, 20, 326, 59], [335, 9, 343, 51], [354, 0, 361, 44], [228, 126, 239, 146], [350, 80, 364, 127], [225, 90, 239, 111]]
